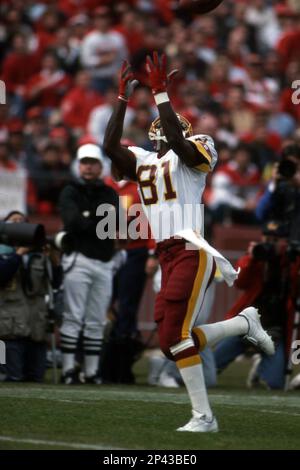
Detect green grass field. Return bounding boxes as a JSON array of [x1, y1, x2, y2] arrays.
[[0, 358, 299, 450]]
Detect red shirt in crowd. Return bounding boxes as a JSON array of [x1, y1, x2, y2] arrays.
[[1, 52, 39, 94], [61, 86, 104, 130], [25, 70, 72, 108], [276, 29, 300, 71]]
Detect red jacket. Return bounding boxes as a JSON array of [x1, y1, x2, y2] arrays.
[[61, 86, 103, 130], [25, 71, 72, 108], [225, 255, 264, 320], [105, 177, 155, 251], [226, 253, 300, 355], [1, 52, 39, 94]]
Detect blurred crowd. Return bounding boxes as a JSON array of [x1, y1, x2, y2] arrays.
[[0, 0, 300, 220]]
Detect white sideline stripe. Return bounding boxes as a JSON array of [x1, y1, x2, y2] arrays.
[[0, 435, 122, 450]]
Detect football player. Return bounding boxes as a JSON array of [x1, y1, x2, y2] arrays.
[[103, 52, 275, 432]]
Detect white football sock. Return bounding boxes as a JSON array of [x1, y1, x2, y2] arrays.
[[178, 362, 213, 419], [84, 355, 99, 378], [196, 316, 249, 348], [62, 353, 75, 375]]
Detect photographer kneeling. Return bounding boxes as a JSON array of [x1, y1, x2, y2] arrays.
[[0, 211, 62, 382], [214, 223, 300, 389]]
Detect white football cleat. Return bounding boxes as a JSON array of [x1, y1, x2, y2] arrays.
[[239, 307, 275, 355], [177, 411, 218, 433]]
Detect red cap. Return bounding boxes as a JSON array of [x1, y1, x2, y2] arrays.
[[50, 127, 68, 138], [77, 134, 98, 146]]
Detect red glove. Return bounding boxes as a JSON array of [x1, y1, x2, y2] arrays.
[[146, 51, 179, 95], [146, 52, 168, 95], [119, 60, 138, 102]]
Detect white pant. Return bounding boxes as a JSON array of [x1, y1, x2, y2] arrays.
[[60, 253, 113, 340]]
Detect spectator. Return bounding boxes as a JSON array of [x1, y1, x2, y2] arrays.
[[6, 120, 27, 167], [223, 84, 255, 136], [0, 141, 18, 171], [30, 143, 71, 214], [61, 70, 104, 136], [23, 107, 49, 172], [115, 8, 146, 55], [34, 7, 63, 59], [209, 56, 231, 104], [209, 143, 261, 224], [245, 0, 281, 51], [1, 32, 39, 117], [67, 13, 90, 57], [25, 51, 72, 111], [53, 27, 81, 75], [267, 98, 297, 139], [276, 5, 300, 70], [80, 6, 127, 93], [238, 53, 279, 110], [49, 126, 73, 167]]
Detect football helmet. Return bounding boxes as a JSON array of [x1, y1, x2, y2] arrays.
[[148, 114, 193, 149]]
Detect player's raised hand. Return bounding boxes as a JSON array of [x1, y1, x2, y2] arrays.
[[146, 51, 178, 95], [118, 60, 139, 102]]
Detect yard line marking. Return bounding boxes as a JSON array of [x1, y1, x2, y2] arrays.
[[0, 435, 123, 450], [1, 387, 300, 409], [259, 409, 300, 418]]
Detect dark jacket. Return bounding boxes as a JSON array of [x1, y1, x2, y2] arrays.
[[0, 251, 62, 341], [59, 178, 119, 262], [0, 253, 22, 287]]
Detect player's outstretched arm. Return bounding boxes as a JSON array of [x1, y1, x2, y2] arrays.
[[146, 52, 208, 168], [103, 61, 138, 181]]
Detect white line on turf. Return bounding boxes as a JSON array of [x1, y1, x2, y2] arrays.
[[0, 435, 123, 450], [260, 409, 300, 417], [1, 387, 300, 409]]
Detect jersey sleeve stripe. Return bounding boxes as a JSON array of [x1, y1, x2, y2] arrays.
[[190, 141, 212, 165]]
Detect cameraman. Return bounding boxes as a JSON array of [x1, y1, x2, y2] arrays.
[[0, 211, 62, 382], [214, 224, 300, 389], [256, 144, 300, 239], [59, 144, 119, 384]]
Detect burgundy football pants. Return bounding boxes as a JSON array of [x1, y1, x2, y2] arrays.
[[155, 238, 215, 365]]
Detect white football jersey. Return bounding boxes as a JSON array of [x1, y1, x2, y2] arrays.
[[129, 135, 218, 242]]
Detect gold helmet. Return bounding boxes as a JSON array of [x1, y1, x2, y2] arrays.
[[148, 114, 193, 148]]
